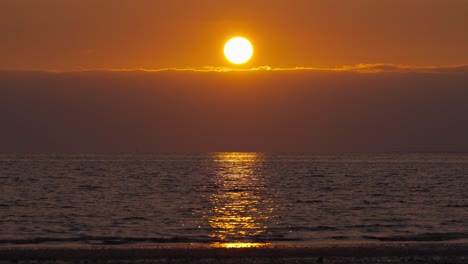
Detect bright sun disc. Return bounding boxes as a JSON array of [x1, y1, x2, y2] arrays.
[[224, 37, 253, 64]]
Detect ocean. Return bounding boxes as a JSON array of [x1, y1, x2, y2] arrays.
[[1, 153, 468, 248]]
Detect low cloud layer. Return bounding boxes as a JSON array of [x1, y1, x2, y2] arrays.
[[1, 66, 467, 153], [34, 63, 468, 74], [10, 63, 468, 74]]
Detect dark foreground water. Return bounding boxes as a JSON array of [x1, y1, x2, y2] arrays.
[[1, 153, 468, 247]]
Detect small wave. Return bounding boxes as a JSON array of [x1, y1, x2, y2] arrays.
[[289, 226, 338, 231], [121, 216, 148, 221], [329, 236, 349, 240], [295, 200, 323, 204], [362, 217, 411, 223], [351, 224, 405, 229], [363, 232, 468, 242], [225, 189, 247, 193], [0, 235, 304, 245], [308, 174, 325, 178], [78, 185, 102, 190], [349, 206, 366, 210], [447, 204, 468, 208], [0, 236, 217, 245]]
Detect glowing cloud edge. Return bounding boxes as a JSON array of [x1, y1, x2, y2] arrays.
[[1, 64, 467, 74]]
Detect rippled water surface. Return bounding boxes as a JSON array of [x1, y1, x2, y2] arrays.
[[1, 153, 468, 247]]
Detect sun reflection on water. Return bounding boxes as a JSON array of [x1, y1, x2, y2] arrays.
[[211, 242, 270, 248], [207, 152, 275, 248]]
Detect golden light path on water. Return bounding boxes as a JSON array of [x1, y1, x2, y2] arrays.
[[207, 152, 276, 248]]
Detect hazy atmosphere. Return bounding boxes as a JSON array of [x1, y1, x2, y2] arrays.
[[1, 67, 467, 153]]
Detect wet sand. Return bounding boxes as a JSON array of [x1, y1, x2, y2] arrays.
[[1, 243, 468, 264]]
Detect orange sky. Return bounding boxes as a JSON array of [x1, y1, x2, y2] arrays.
[[1, 0, 468, 70]]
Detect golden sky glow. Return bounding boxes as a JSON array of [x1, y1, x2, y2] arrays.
[[1, 0, 467, 70]]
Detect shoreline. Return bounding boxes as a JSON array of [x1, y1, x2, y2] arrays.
[[1, 243, 468, 264]]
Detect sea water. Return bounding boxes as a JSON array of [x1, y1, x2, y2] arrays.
[[1, 153, 468, 247]]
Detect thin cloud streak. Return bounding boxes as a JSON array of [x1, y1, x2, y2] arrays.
[[2, 64, 468, 74], [143, 64, 468, 74]]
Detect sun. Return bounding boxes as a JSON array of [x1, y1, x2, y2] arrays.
[[224, 37, 253, 64]]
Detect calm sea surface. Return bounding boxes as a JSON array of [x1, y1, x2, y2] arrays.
[[1, 153, 468, 248]]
